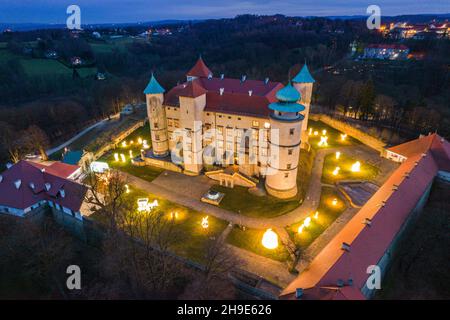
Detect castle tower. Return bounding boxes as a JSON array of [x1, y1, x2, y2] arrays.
[[292, 63, 315, 147], [144, 74, 169, 157], [265, 83, 305, 199]]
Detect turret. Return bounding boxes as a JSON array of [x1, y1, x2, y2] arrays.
[[144, 74, 169, 157], [186, 56, 212, 82], [265, 83, 305, 199], [292, 63, 315, 146]]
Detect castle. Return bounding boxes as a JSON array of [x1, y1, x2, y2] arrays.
[[143, 58, 315, 199]]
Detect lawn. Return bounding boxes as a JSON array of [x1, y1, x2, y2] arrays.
[[226, 227, 290, 262], [307, 120, 359, 150], [90, 186, 229, 264], [286, 186, 347, 250], [321, 152, 380, 184], [98, 123, 165, 182], [211, 148, 315, 218]]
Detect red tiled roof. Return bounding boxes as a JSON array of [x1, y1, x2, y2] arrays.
[[29, 161, 80, 179], [0, 160, 87, 213], [281, 134, 450, 300], [164, 74, 283, 118], [186, 57, 212, 78]]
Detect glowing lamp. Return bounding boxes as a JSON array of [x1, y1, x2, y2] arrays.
[[332, 166, 340, 176], [318, 136, 328, 147], [304, 217, 311, 228], [262, 229, 278, 250], [297, 225, 304, 234], [340, 133, 347, 141], [336, 151, 341, 159], [130, 140, 134, 145], [170, 211, 179, 220], [308, 128, 313, 136], [332, 198, 338, 206], [322, 129, 327, 135], [201, 216, 209, 229], [138, 137, 143, 144], [125, 184, 130, 194], [314, 131, 319, 136], [314, 211, 319, 220], [122, 141, 127, 148], [129, 150, 133, 158], [120, 154, 126, 163], [351, 161, 361, 172], [114, 153, 119, 162]]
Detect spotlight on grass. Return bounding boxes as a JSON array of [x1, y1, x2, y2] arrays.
[[262, 228, 278, 249]]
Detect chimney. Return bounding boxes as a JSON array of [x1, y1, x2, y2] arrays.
[[45, 183, 51, 191], [341, 242, 351, 252], [29, 182, 35, 190], [41, 168, 45, 172], [60, 189, 65, 198], [248, 90, 253, 96], [337, 279, 345, 287], [208, 73, 213, 80], [220, 74, 224, 80], [219, 88, 224, 95], [241, 75, 247, 83], [264, 77, 269, 84], [14, 179, 21, 190], [347, 278, 354, 286], [363, 218, 372, 226]]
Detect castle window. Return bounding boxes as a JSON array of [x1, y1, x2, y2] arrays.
[[218, 115, 222, 118], [238, 117, 241, 120], [287, 163, 292, 169], [252, 120, 259, 127], [228, 116, 232, 119], [174, 120, 180, 128], [284, 173, 289, 178], [155, 134, 160, 141], [154, 122, 159, 129], [206, 113, 210, 116], [217, 126, 224, 135], [167, 119, 173, 127], [288, 148, 293, 155], [290, 128, 295, 135]]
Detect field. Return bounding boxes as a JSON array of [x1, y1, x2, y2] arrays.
[[321, 152, 380, 184], [211, 149, 315, 218], [90, 186, 229, 264]]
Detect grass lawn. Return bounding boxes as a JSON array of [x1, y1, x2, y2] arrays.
[[308, 120, 359, 150], [322, 152, 380, 184], [286, 186, 347, 250], [211, 148, 316, 218], [98, 123, 164, 182], [226, 227, 290, 262], [90, 186, 229, 264]]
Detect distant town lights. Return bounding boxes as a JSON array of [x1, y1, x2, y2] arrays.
[[262, 229, 278, 249]]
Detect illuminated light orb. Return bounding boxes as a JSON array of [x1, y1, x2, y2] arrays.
[[143, 140, 150, 149], [297, 225, 304, 234], [114, 153, 119, 162], [125, 184, 130, 194], [318, 136, 328, 147], [308, 128, 313, 136], [120, 153, 126, 163], [138, 137, 143, 144], [130, 140, 134, 145], [332, 166, 340, 176], [170, 211, 179, 220], [351, 161, 361, 172], [122, 141, 127, 148], [322, 129, 327, 135], [137, 198, 149, 212], [340, 133, 348, 141], [262, 229, 278, 250], [314, 211, 319, 220], [314, 131, 319, 136], [336, 151, 341, 160], [129, 150, 133, 158], [304, 217, 312, 228], [332, 198, 338, 206], [201, 216, 209, 229]]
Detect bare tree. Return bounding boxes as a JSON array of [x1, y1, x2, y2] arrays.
[[25, 125, 50, 161]]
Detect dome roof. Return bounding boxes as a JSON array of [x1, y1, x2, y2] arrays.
[[275, 82, 301, 102], [269, 101, 305, 113], [143, 74, 165, 94]]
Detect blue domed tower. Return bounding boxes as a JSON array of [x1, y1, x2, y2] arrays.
[[265, 83, 305, 199]]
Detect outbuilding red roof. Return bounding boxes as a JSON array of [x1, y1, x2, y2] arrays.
[[281, 134, 450, 300], [0, 160, 87, 213], [186, 57, 212, 78]]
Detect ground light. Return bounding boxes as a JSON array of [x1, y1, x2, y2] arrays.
[[351, 161, 361, 172], [341, 133, 348, 141], [308, 128, 313, 136], [322, 129, 327, 135], [318, 136, 328, 147], [313, 211, 319, 219], [262, 229, 278, 249], [129, 150, 133, 158], [114, 153, 119, 161], [125, 184, 130, 193], [333, 166, 340, 176], [314, 131, 319, 136], [332, 198, 338, 206], [170, 211, 179, 220], [120, 154, 126, 163], [138, 137, 143, 144], [122, 141, 127, 148], [201, 216, 209, 229], [336, 151, 341, 159]]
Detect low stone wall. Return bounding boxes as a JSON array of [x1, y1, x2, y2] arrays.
[[311, 114, 386, 153], [143, 156, 183, 173]]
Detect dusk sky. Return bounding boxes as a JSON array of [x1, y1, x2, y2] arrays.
[[1, 0, 449, 24]]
